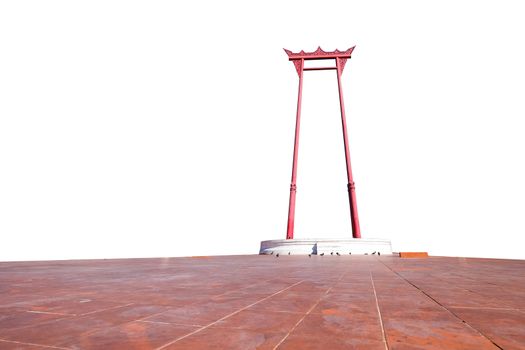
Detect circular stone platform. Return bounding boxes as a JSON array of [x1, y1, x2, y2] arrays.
[[259, 238, 392, 255]]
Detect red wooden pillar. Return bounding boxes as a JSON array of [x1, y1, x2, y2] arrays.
[[335, 57, 361, 238], [286, 59, 304, 240]]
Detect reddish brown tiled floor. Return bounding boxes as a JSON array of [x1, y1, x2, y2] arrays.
[[1, 255, 524, 349]]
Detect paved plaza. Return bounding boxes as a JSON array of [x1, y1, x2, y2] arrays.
[[1, 255, 524, 349]]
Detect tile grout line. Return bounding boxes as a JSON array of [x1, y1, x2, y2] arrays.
[[369, 270, 389, 350], [377, 258, 505, 350], [79, 302, 135, 316], [272, 287, 333, 350], [136, 277, 283, 324], [273, 268, 351, 350], [26, 310, 76, 317], [210, 277, 281, 299], [0, 338, 72, 350], [0, 316, 75, 334], [449, 306, 522, 311], [395, 267, 521, 313], [138, 320, 205, 327], [26, 303, 137, 343], [154, 280, 305, 350]]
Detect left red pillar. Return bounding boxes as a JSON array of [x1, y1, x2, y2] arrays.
[[286, 59, 304, 239]]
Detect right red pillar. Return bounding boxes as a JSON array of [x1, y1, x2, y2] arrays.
[[335, 57, 361, 238]]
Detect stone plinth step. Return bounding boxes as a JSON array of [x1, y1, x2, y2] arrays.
[[259, 238, 393, 255]]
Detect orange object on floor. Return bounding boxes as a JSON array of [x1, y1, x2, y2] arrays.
[[399, 252, 429, 258]]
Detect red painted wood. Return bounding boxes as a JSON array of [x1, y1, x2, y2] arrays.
[[286, 59, 304, 240], [335, 57, 361, 239], [284, 47, 361, 239]]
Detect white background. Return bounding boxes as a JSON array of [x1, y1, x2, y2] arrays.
[[1, 1, 524, 261]]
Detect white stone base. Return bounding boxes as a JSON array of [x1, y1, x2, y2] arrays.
[[259, 238, 392, 255]]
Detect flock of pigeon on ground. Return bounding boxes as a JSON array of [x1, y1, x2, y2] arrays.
[[270, 251, 381, 258]]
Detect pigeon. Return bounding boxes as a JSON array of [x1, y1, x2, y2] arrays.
[[276, 253, 279, 257], [288, 252, 291, 255], [308, 254, 311, 258], [349, 252, 352, 255], [270, 251, 274, 255], [378, 252, 381, 256], [364, 253, 368, 255], [331, 252, 334, 255], [336, 252, 340, 256], [320, 253, 325, 256], [372, 251, 377, 255]]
